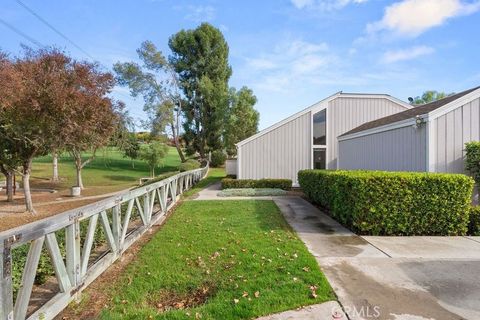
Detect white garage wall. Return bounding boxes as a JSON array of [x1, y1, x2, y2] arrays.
[[338, 125, 427, 172], [433, 97, 480, 173], [238, 112, 311, 184], [327, 97, 408, 169]]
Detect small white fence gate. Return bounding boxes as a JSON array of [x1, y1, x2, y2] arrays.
[[0, 165, 208, 320]]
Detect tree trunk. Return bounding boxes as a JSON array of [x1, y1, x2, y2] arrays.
[[171, 122, 186, 162], [151, 167, 155, 178], [52, 151, 59, 182], [175, 141, 186, 163], [1, 165, 14, 202], [22, 159, 35, 214], [74, 156, 84, 189], [6, 171, 13, 202], [76, 166, 84, 189]]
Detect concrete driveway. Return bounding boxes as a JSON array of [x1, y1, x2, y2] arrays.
[[274, 197, 480, 320]]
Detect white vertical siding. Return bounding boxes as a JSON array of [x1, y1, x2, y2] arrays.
[[327, 97, 407, 169], [433, 98, 480, 173], [338, 125, 427, 172], [238, 112, 311, 184]]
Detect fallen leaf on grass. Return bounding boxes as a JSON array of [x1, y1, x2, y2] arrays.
[[254, 291, 260, 298], [242, 291, 248, 297], [309, 285, 318, 299], [234, 299, 240, 304], [302, 267, 310, 272]]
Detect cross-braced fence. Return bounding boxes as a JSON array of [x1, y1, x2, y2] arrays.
[[0, 164, 208, 320]]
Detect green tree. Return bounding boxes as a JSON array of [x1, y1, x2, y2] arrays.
[[224, 87, 259, 156], [0, 48, 91, 213], [114, 41, 186, 163], [140, 142, 169, 177], [122, 134, 141, 168], [169, 23, 232, 158], [410, 90, 453, 105]]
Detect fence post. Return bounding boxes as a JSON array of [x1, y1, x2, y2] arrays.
[[143, 192, 151, 224], [112, 204, 121, 251], [0, 241, 14, 320], [65, 220, 81, 298]]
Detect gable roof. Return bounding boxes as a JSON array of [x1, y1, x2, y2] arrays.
[[236, 92, 410, 147], [340, 86, 480, 137]]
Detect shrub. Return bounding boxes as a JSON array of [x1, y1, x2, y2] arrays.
[[298, 169, 474, 236], [465, 141, 480, 184], [469, 206, 480, 236], [139, 172, 179, 187], [218, 188, 287, 197], [210, 150, 227, 167], [178, 159, 200, 172], [222, 178, 292, 190]]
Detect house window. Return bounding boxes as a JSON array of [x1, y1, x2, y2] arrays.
[[313, 109, 326, 145], [313, 148, 326, 170]]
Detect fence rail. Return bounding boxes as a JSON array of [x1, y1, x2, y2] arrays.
[[0, 164, 209, 320]]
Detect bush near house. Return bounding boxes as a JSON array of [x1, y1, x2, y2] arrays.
[[210, 150, 227, 167], [222, 178, 292, 190], [298, 169, 474, 236], [469, 206, 480, 236], [465, 141, 480, 184]]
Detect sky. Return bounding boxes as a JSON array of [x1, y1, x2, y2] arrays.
[[1, 0, 480, 130]]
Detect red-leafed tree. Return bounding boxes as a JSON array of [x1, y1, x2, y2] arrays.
[[64, 61, 117, 190], [0, 47, 118, 212]]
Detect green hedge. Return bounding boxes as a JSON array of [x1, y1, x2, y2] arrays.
[[210, 150, 227, 167], [465, 141, 480, 184], [222, 178, 292, 190], [178, 159, 200, 172], [298, 169, 474, 236], [469, 206, 480, 236]]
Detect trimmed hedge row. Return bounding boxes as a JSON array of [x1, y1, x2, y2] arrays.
[[469, 206, 480, 236], [221, 178, 292, 190], [298, 169, 474, 236]]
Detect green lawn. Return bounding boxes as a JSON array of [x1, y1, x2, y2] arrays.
[[99, 200, 334, 319], [29, 146, 182, 190]]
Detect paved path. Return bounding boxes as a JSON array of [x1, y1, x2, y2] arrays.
[[274, 197, 480, 320], [194, 184, 480, 319]]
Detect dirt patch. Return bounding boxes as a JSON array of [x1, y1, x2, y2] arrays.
[[148, 283, 216, 312]]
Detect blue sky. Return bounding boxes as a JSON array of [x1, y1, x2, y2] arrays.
[[1, 0, 480, 130]]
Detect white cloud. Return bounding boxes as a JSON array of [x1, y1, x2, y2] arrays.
[[242, 39, 335, 92], [367, 0, 480, 37], [382, 46, 435, 63], [183, 5, 215, 22], [291, 0, 368, 10]]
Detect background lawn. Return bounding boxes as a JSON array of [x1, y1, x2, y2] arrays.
[[99, 200, 334, 319], [28, 146, 182, 191]]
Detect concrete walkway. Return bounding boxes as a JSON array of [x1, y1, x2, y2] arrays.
[[274, 197, 480, 320], [193, 184, 480, 319]]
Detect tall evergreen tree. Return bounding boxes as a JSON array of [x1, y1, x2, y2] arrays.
[[169, 23, 232, 158], [224, 87, 259, 156]]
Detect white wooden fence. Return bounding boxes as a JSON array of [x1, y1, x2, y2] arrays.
[[0, 164, 208, 320]]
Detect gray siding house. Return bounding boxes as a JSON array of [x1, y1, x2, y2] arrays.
[[236, 92, 411, 184], [338, 86, 480, 174]]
